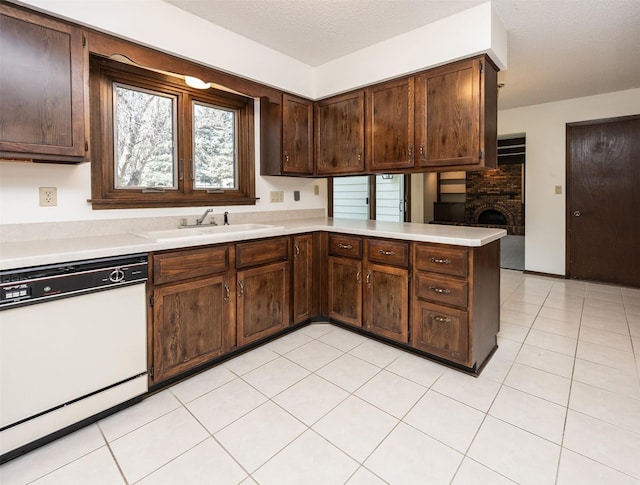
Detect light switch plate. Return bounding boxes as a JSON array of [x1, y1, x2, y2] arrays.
[[270, 190, 284, 203], [555, 185, 563, 194]]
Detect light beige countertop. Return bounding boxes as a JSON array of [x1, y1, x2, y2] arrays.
[[0, 217, 506, 270]]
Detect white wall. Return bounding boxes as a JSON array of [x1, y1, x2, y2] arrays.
[[498, 88, 640, 275]]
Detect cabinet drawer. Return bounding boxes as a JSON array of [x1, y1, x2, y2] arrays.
[[328, 234, 363, 259], [236, 236, 289, 268], [415, 272, 468, 308], [367, 238, 409, 267], [414, 244, 468, 277], [412, 301, 469, 365], [154, 245, 229, 285]]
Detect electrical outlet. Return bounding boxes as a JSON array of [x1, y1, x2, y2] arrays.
[[269, 190, 284, 203], [39, 187, 57, 206], [555, 185, 563, 195]]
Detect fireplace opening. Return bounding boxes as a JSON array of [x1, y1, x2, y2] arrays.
[[478, 209, 508, 225]]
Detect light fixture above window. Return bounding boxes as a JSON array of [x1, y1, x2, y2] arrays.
[[184, 76, 211, 89]]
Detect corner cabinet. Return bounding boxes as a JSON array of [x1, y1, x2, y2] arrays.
[[292, 234, 315, 324], [315, 91, 365, 175], [260, 94, 314, 176], [149, 245, 236, 385], [415, 56, 497, 170], [365, 77, 415, 172], [236, 237, 291, 346], [0, 4, 89, 162]]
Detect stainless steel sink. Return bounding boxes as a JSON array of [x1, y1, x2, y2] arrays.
[[133, 224, 283, 242]]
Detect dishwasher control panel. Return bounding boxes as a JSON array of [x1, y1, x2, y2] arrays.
[[0, 253, 148, 309]]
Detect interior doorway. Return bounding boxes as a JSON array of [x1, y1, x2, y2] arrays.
[[566, 114, 640, 287]]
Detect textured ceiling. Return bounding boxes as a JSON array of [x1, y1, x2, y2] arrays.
[[164, 0, 640, 109]]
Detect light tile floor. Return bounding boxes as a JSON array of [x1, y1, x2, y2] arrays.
[[2, 269, 640, 484]]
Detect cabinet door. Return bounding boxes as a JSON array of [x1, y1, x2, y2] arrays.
[[366, 78, 414, 171], [327, 256, 362, 327], [0, 4, 88, 161], [411, 300, 469, 366], [415, 57, 481, 168], [315, 91, 365, 175], [292, 234, 313, 324], [237, 261, 290, 346], [152, 273, 234, 384], [364, 263, 409, 342], [282, 94, 314, 174]]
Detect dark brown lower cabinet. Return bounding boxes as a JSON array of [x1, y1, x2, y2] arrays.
[[292, 234, 314, 324], [327, 256, 362, 327], [237, 261, 290, 346], [364, 262, 409, 342], [152, 273, 234, 384], [412, 301, 468, 364]]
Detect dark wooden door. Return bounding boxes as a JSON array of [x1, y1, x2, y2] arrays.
[[237, 261, 290, 345], [0, 4, 88, 160], [411, 301, 469, 366], [315, 91, 365, 175], [292, 234, 313, 324], [364, 263, 409, 342], [282, 94, 314, 174], [567, 115, 640, 287], [366, 77, 414, 171], [152, 274, 234, 384], [327, 256, 362, 327]]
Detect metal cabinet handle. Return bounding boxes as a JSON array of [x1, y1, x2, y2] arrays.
[[429, 286, 451, 294], [429, 257, 451, 265], [408, 144, 414, 162], [338, 243, 353, 250], [573, 211, 581, 217], [378, 249, 396, 256], [366, 270, 372, 288], [419, 144, 426, 161], [238, 280, 244, 298], [224, 282, 230, 302], [294, 243, 300, 259], [429, 314, 452, 323], [356, 270, 362, 285], [284, 151, 290, 165]]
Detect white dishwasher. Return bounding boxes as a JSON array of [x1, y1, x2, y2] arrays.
[[0, 254, 148, 462]]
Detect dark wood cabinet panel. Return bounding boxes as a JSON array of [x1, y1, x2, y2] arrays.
[[282, 94, 314, 174], [315, 91, 365, 175], [0, 4, 89, 162], [327, 256, 362, 327], [414, 244, 469, 277], [414, 272, 468, 308], [292, 234, 314, 324], [328, 233, 363, 259], [412, 301, 469, 365], [366, 238, 409, 267], [152, 274, 234, 383], [364, 262, 409, 342], [237, 261, 290, 345], [415, 55, 497, 170], [153, 245, 229, 285], [366, 77, 414, 171], [236, 237, 289, 268]]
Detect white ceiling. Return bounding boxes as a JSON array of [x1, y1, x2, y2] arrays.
[[164, 0, 640, 109]]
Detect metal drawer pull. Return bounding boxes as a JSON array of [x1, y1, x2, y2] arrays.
[[429, 286, 451, 294], [430, 314, 452, 323], [366, 270, 372, 288], [238, 280, 244, 298], [429, 257, 452, 265], [294, 243, 300, 259], [338, 243, 353, 250], [224, 282, 230, 302], [378, 249, 396, 256], [356, 270, 362, 285]]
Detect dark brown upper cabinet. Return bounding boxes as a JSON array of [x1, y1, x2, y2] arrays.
[[0, 4, 89, 162], [260, 94, 314, 176], [365, 77, 415, 172], [415, 55, 497, 170], [315, 90, 365, 175]]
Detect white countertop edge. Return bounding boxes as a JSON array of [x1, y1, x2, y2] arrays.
[[0, 218, 506, 270]]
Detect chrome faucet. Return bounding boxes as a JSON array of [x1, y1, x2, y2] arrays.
[[223, 211, 229, 225], [196, 208, 214, 225]]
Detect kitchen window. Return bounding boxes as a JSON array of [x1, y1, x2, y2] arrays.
[[90, 56, 256, 209]]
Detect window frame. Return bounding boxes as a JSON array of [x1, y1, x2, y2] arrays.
[[89, 55, 256, 209]]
